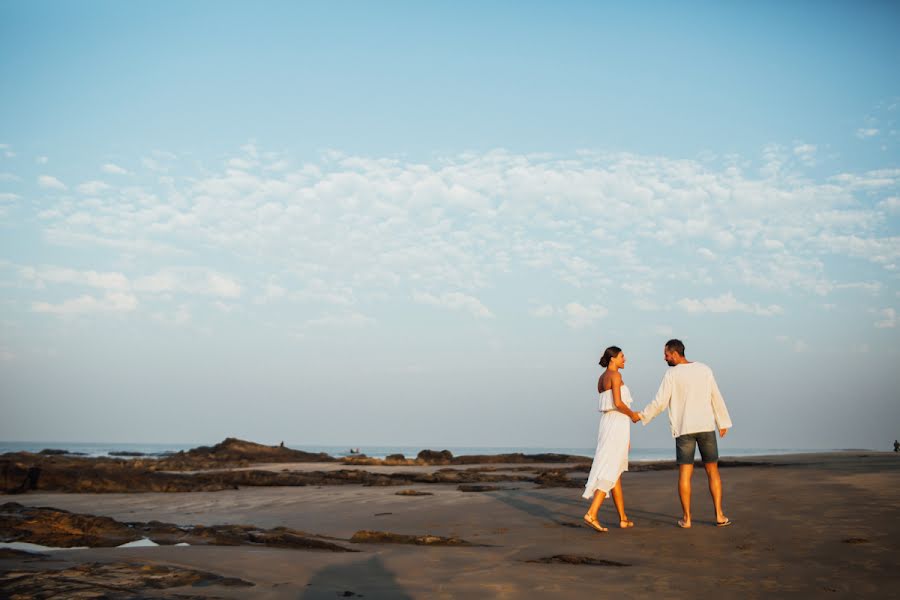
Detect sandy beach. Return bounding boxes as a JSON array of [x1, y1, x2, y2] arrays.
[[2, 450, 898, 598]]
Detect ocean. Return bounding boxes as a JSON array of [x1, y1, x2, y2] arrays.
[[0, 441, 845, 461]]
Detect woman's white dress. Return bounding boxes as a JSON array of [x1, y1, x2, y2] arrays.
[[582, 385, 633, 499]]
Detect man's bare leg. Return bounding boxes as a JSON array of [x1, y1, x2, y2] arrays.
[[678, 464, 693, 528], [610, 477, 634, 527], [583, 489, 608, 532], [703, 462, 729, 525]]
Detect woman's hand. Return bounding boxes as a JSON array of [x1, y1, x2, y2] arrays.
[[631, 412, 642, 423]]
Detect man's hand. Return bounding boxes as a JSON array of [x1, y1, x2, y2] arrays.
[[719, 428, 728, 438]]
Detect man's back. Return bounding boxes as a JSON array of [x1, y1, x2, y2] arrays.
[[642, 361, 733, 437]]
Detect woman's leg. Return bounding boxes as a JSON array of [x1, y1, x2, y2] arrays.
[[587, 488, 605, 519], [583, 489, 608, 532], [611, 477, 634, 527]]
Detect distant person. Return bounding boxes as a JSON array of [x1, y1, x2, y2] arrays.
[[582, 345, 642, 532], [894, 440, 899, 453], [637, 339, 733, 528]]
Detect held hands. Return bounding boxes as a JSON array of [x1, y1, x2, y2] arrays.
[[631, 412, 642, 423]]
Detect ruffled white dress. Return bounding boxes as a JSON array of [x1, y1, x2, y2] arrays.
[[582, 385, 633, 499]]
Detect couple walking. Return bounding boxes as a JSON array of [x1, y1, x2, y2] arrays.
[[582, 339, 733, 532]]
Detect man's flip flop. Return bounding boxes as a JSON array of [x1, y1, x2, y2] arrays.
[[716, 519, 733, 528]]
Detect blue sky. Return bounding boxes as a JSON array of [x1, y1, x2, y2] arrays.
[[1, 1, 898, 450]]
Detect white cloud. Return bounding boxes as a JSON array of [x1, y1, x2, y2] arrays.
[[305, 312, 375, 328], [77, 180, 111, 195], [413, 291, 493, 318], [856, 128, 879, 139], [78, 180, 110, 195], [37, 175, 67, 190], [21, 266, 130, 291], [102, 163, 129, 175], [207, 273, 242, 298], [0, 193, 19, 202], [654, 324, 673, 336], [36, 156, 48, 165], [529, 304, 555, 317], [874, 307, 896, 329], [793, 143, 817, 165], [678, 292, 783, 316], [0, 348, 13, 361], [133, 269, 242, 298], [563, 302, 608, 329], [775, 335, 808, 353], [878, 197, 900, 213], [11, 145, 898, 332], [32, 292, 138, 315]]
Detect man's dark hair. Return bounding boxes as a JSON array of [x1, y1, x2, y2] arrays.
[[665, 339, 685, 356]]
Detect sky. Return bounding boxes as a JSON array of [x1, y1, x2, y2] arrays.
[[1, 1, 898, 451]]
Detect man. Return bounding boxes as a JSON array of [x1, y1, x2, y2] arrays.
[[638, 339, 733, 528]]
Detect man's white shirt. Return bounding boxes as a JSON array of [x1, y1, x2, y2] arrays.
[[640, 362, 733, 437]]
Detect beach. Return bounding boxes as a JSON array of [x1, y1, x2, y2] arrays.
[[2, 447, 898, 598]]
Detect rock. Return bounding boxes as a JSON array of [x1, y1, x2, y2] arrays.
[[37, 449, 69, 455], [0, 502, 357, 552], [525, 554, 630, 567], [109, 451, 146, 457], [350, 530, 477, 546], [155, 437, 336, 470], [457, 484, 501, 492], [0, 562, 253, 598], [533, 470, 583, 488], [395, 490, 433, 496], [416, 449, 454, 464], [386, 453, 406, 461]]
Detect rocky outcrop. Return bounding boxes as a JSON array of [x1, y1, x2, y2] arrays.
[[0, 502, 356, 552], [350, 530, 478, 546], [342, 449, 592, 466], [0, 563, 253, 599], [525, 555, 630, 567], [155, 437, 336, 470]]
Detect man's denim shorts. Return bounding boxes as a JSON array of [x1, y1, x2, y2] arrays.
[[675, 431, 719, 465]]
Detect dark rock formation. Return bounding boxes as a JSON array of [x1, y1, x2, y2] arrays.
[[109, 451, 146, 457], [525, 554, 630, 567], [0, 562, 253, 598], [416, 449, 454, 464], [457, 484, 501, 492], [155, 437, 335, 470], [395, 490, 433, 496], [0, 502, 356, 552], [350, 530, 477, 546]]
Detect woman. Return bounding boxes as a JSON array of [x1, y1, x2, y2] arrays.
[[582, 345, 642, 532]]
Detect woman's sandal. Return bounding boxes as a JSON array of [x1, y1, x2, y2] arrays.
[[583, 514, 608, 533], [619, 519, 635, 528]]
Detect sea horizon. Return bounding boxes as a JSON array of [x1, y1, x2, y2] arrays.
[[0, 440, 871, 461]]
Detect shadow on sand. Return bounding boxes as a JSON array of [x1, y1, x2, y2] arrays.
[[490, 488, 676, 528], [301, 554, 412, 599]]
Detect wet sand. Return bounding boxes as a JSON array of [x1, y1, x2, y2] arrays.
[[3, 452, 899, 598]]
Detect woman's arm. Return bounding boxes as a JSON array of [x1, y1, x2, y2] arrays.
[[611, 373, 640, 422]]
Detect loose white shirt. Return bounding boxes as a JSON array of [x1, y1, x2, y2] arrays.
[[640, 362, 733, 437]]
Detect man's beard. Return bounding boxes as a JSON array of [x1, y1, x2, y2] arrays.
[[666, 359, 677, 366]]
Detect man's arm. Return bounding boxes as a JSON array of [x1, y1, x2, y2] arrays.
[[710, 371, 733, 434], [640, 372, 672, 425]]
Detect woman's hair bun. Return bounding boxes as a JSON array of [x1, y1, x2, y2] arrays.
[[599, 345, 622, 367]]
